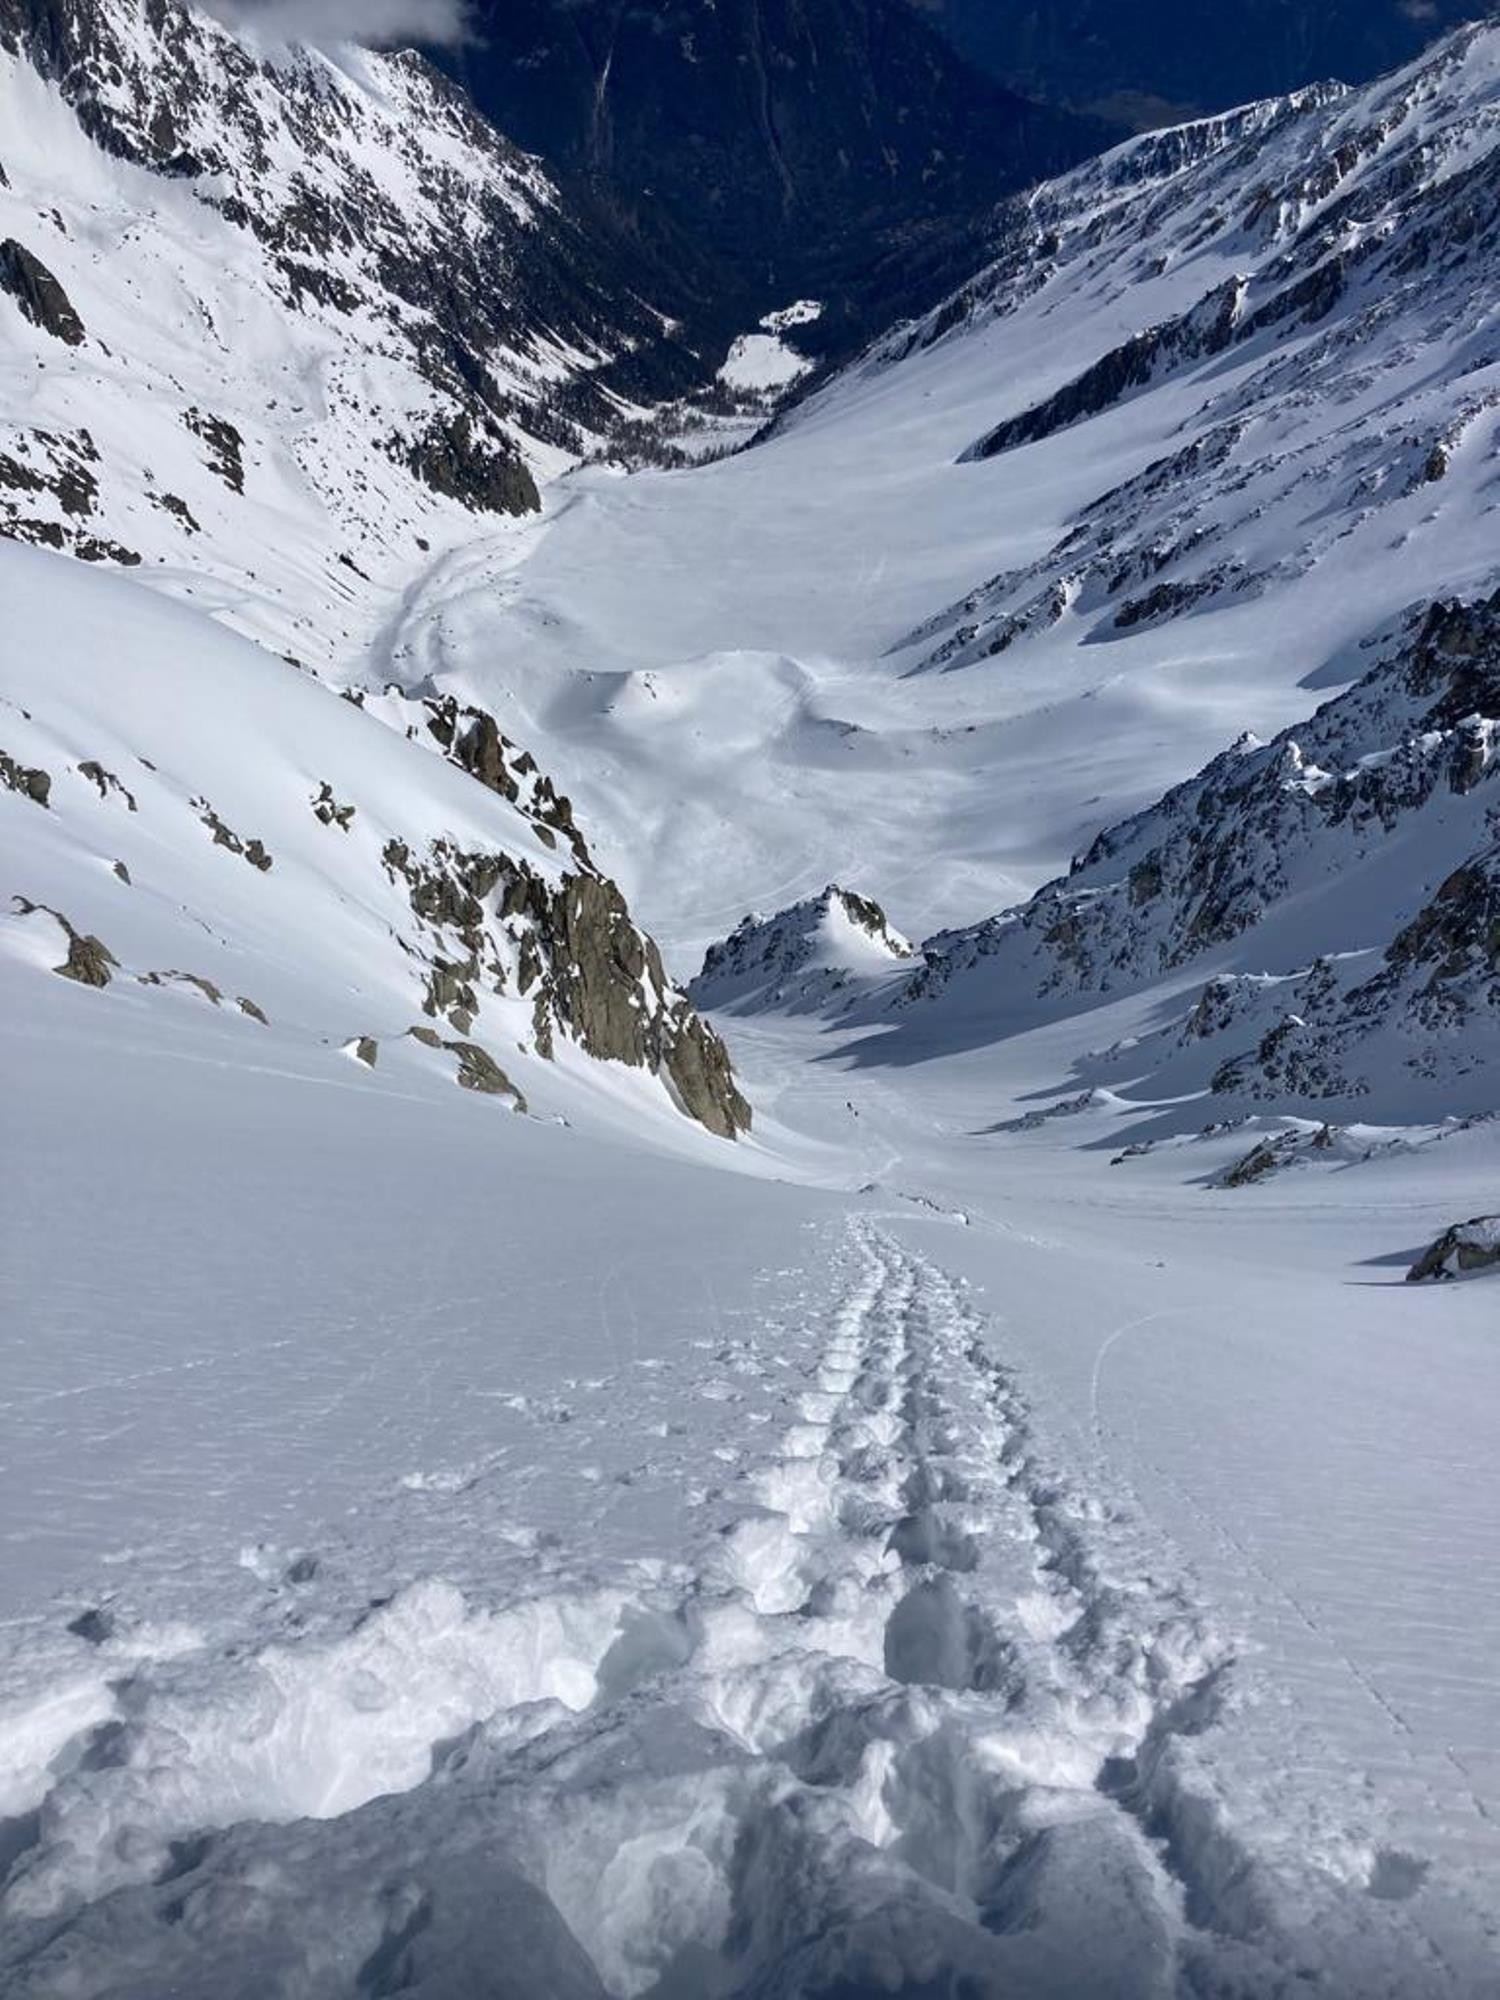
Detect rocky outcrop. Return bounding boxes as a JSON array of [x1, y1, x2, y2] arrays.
[[1407, 1216, 1500, 1282], [310, 783, 355, 832], [0, 427, 141, 564], [182, 409, 244, 495], [78, 760, 136, 810], [382, 837, 751, 1139], [0, 236, 84, 344], [196, 800, 272, 870], [402, 414, 538, 519], [422, 696, 588, 864], [1, 748, 50, 805], [406, 1025, 527, 1107], [692, 885, 913, 1016], [13, 896, 117, 986]]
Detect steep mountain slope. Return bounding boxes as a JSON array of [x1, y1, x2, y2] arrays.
[[0, 0, 703, 673], [444, 0, 1117, 363], [900, 586, 1500, 1121], [4, 12, 1500, 1996], [868, 21, 1500, 680], [0, 1, 766, 1144], [919, 0, 1486, 128], [0, 540, 750, 1137]]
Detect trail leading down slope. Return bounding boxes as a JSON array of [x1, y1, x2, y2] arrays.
[[3, 11, 1500, 1998], [6, 1218, 1492, 1996]]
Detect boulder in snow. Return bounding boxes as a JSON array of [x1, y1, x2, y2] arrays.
[[1406, 1217, 1500, 1282]]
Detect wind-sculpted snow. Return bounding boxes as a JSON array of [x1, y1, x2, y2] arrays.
[[9, 1218, 1484, 1996]]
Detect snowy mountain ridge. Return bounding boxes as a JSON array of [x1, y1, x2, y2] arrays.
[[898, 584, 1500, 1122], [0, 0, 764, 1144], [868, 22, 1500, 678], [647, 23, 1500, 1132]]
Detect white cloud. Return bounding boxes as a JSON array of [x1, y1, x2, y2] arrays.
[[202, 0, 473, 50]]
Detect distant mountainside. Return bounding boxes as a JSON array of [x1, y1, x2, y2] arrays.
[[917, 0, 1488, 127], [690, 885, 913, 1015], [906, 588, 1500, 1122], [684, 22, 1500, 1127], [443, 0, 1118, 362]]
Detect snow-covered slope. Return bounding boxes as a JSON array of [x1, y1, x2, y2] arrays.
[[885, 27, 1500, 676], [5, 15, 1500, 1999], [899, 584, 1500, 1121], [0, 3, 760, 1130], [0, 541, 750, 1137], [0, 0, 692, 673]]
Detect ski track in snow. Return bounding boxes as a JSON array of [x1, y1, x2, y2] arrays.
[[5, 1218, 1486, 1995]]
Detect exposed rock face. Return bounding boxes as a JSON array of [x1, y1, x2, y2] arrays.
[[1219, 1125, 1338, 1188], [421, 696, 588, 865], [1407, 1216, 1500, 1282], [13, 896, 117, 985], [182, 409, 244, 495], [405, 1025, 527, 1107], [0, 426, 140, 564], [382, 836, 750, 1140], [78, 759, 135, 810], [311, 783, 355, 832], [967, 277, 1246, 459], [2, 529, 750, 1145], [547, 873, 751, 1138], [0, 236, 84, 343], [196, 800, 273, 871], [1, 748, 50, 805], [403, 413, 538, 520]]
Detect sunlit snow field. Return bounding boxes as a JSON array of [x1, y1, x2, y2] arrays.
[[5, 23, 1500, 1996]]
